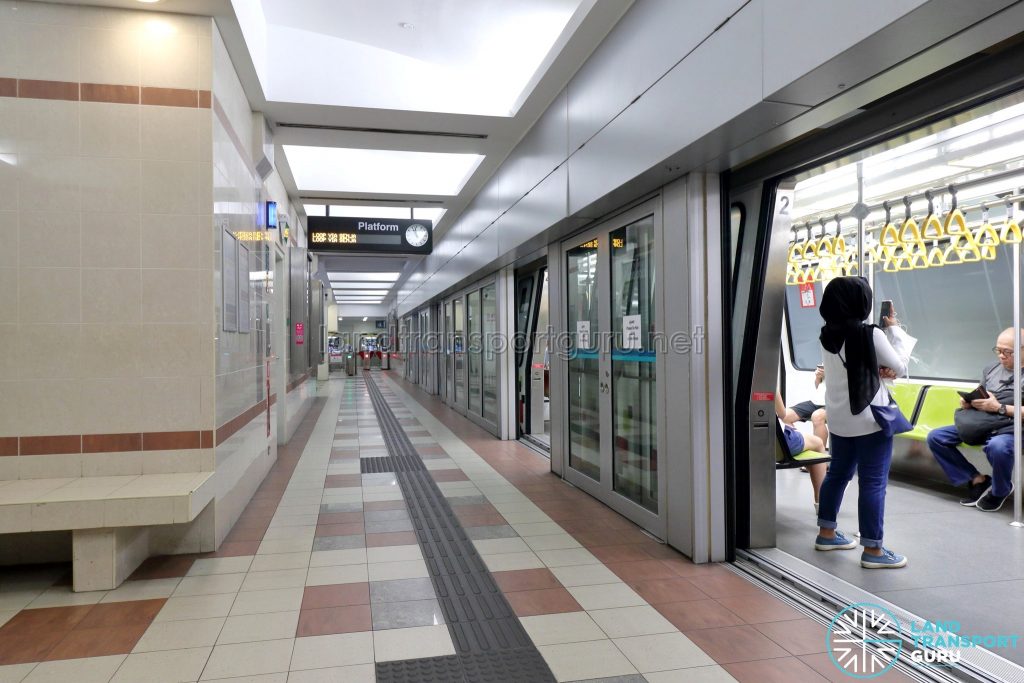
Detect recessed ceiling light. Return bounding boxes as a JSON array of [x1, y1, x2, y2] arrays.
[[329, 272, 401, 282], [333, 289, 389, 296], [362, 317, 369, 322], [333, 282, 393, 290], [398, 22, 414, 29], [284, 146, 484, 196], [137, 0, 161, 3]]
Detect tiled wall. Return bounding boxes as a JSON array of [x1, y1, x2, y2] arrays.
[[0, 1, 216, 478]]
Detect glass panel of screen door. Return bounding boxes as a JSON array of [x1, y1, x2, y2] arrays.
[[566, 238, 601, 480], [610, 217, 658, 512], [482, 283, 498, 423]]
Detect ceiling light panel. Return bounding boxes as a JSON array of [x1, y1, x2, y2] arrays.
[[333, 289, 390, 296], [328, 272, 401, 281], [332, 282, 394, 289], [283, 146, 484, 196], [303, 204, 326, 216]]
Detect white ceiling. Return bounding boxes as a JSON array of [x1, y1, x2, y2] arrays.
[[253, 0, 583, 116], [60, 0, 628, 311]]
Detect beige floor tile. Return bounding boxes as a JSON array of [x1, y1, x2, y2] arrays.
[[567, 583, 645, 610], [218, 611, 300, 645], [519, 612, 606, 646], [289, 632, 374, 670], [204, 675, 286, 683], [241, 569, 308, 592], [101, 578, 181, 603], [372, 625, 455, 663], [133, 617, 225, 652], [187, 556, 254, 576], [285, 664, 374, 683], [588, 606, 677, 638], [366, 559, 428, 582], [0, 612, 16, 628], [155, 593, 236, 622], [23, 656, 125, 683], [200, 639, 294, 680], [523, 534, 583, 551], [230, 587, 305, 616], [472, 538, 531, 555], [173, 573, 246, 597], [537, 640, 638, 682], [249, 553, 311, 573], [262, 526, 315, 542], [258, 538, 314, 555], [536, 548, 601, 568], [364, 545, 422, 564], [111, 647, 212, 683], [25, 588, 106, 609], [481, 552, 545, 572], [612, 632, 716, 673], [0, 663, 36, 683], [550, 564, 621, 587], [305, 564, 368, 586], [308, 549, 366, 568], [644, 665, 738, 683]]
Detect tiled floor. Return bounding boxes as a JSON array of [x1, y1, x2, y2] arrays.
[[0, 373, 913, 683]]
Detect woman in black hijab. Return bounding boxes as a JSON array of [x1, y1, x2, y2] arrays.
[[814, 277, 909, 569]]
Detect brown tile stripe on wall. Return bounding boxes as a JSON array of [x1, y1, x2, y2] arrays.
[[0, 431, 215, 456], [216, 399, 271, 447], [0, 77, 210, 108], [286, 371, 313, 394]]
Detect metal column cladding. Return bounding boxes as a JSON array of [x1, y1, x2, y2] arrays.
[[361, 374, 556, 682], [307, 216, 433, 255]]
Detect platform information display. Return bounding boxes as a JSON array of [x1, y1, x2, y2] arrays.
[[308, 216, 433, 255]]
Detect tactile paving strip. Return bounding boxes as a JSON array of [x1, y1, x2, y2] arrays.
[[359, 456, 395, 473], [363, 373, 555, 683]]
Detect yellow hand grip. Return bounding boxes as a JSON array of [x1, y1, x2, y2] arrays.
[[1001, 219, 1022, 244], [908, 248, 928, 270], [926, 246, 945, 267], [958, 233, 982, 262], [975, 222, 1000, 247], [833, 238, 847, 257], [943, 238, 964, 265], [899, 217, 922, 245], [816, 236, 834, 258], [921, 213, 945, 240], [785, 263, 799, 285], [879, 222, 901, 247], [844, 261, 859, 276], [944, 208, 969, 236], [802, 240, 819, 260], [788, 242, 805, 264], [981, 245, 998, 261]]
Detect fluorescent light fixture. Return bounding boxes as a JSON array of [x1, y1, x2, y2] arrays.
[[328, 272, 401, 282], [362, 317, 368, 322], [303, 204, 326, 217], [283, 146, 484, 196], [332, 282, 394, 289], [333, 289, 390, 296]]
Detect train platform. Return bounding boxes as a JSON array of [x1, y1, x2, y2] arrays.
[[0, 373, 906, 683]]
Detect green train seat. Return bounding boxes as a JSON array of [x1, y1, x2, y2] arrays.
[[901, 385, 963, 442]]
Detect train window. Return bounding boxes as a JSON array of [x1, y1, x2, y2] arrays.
[[782, 91, 1024, 383]]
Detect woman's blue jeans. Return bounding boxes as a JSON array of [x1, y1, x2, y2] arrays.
[[816, 430, 893, 549]]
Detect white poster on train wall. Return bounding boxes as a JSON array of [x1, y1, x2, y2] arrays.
[[623, 315, 642, 349], [576, 320, 591, 348], [799, 282, 815, 308]]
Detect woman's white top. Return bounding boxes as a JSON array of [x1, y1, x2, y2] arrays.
[[821, 327, 908, 437]]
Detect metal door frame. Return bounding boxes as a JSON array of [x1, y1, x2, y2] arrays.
[[557, 197, 667, 537]]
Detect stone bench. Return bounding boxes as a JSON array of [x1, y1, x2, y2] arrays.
[[0, 472, 215, 592]]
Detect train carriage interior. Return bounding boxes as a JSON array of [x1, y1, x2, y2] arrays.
[[737, 85, 1024, 674]]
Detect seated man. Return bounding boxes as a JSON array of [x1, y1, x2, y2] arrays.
[[784, 364, 828, 445], [926, 328, 1020, 511], [776, 391, 828, 511]]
